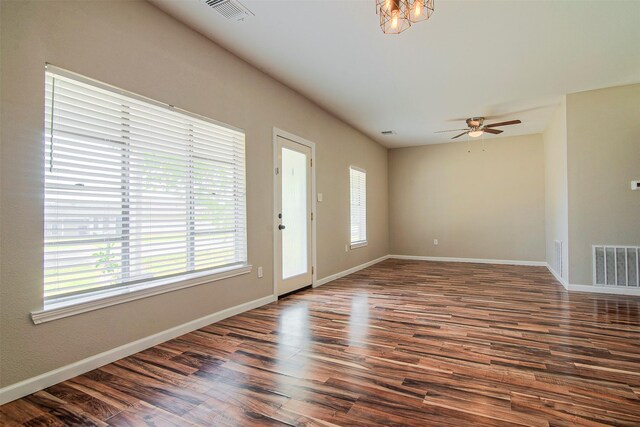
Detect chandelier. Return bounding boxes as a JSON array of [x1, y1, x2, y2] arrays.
[[376, 0, 434, 34]]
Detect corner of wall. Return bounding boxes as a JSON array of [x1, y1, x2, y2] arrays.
[[565, 83, 640, 285], [543, 97, 569, 283]]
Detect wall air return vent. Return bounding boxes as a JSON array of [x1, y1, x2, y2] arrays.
[[593, 245, 639, 287], [554, 240, 563, 277], [203, 0, 254, 21]]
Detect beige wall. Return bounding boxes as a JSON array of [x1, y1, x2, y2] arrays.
[[0, 0, 388, 388], [388, 134, 545, 262], [566, 84, 640, 285], [543, 99, 569, 280]]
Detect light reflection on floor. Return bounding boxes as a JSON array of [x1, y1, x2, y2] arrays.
[[276, 302, 310, 382], [348, 293, 370, 347]]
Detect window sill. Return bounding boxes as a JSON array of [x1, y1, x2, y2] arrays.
[[350, 241, 368, 250], [31, 264, 252, 325]]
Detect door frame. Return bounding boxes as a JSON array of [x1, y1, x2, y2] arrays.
[[272, 127, 317, 297]]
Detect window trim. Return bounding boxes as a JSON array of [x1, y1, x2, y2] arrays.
[[350, 241, 368, 250], [37, 64, 249, 322], [349, 165, 367, 248], [31, 264, 252, 324]]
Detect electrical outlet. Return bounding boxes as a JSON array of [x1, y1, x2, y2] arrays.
[[257, 266, 263, 278], [433, 239, 439, 246]]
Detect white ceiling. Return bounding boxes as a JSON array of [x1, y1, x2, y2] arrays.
[[150, 0, 640, 148]]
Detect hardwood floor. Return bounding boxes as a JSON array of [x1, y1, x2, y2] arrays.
[[2, 259, 640, 426]]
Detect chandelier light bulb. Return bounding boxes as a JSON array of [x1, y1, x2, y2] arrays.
[[379, 0, 425, 34]]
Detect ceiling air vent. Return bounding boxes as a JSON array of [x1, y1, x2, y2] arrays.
[[203, 0, 254, 21]]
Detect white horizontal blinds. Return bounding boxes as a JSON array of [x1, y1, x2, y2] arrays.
[[44, 70, 247, 303], [350, 167, 367, 244]]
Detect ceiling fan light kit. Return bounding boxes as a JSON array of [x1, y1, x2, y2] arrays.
[[377, 0, 435, 34]]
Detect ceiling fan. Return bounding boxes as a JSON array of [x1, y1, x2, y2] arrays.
[[436, 117, 522, 139]]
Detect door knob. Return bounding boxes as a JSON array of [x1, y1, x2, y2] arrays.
[[278, 224, 286, 230]]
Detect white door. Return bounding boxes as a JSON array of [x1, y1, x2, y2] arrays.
[[276, 136, 313, 296]]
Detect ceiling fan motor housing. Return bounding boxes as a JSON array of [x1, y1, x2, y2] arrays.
[[466, 117, 485, 129]]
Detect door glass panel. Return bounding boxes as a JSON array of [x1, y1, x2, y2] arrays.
[[281, 147, 308, 279]]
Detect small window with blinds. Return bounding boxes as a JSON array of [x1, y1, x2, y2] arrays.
[[43, 66, 247, 309], [349, 166, 367, 248]]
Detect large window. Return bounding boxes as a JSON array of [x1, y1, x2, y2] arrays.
[[349, 166, 367, 248], [43, 67, 247, 308]]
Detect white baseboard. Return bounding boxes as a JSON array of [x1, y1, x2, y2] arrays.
[[315, 255, 390, 287], [389, 254, 547, 267], [546, 263, 640, 295], [566, 284, 640, 296], [546, 263, 569, 290], [0, 294, 276, 405]]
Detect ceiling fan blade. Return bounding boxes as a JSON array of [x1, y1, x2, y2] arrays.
[[483, 128, 503, 134], [449, 104, 555, 123], [485, 119, 521, 128], [434, 128, 469, 133], [451, 131, 469, 139]]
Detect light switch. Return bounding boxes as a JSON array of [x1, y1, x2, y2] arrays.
[[317, 193, 323, 202], [632, 181, 639, 191]]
